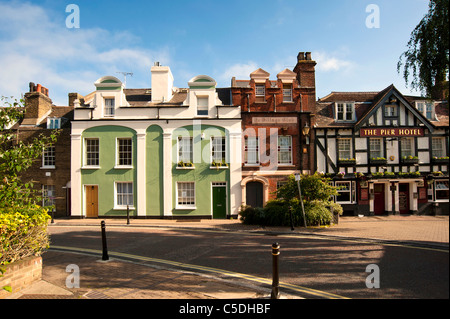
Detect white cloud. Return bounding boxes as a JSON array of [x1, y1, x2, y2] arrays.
[[0, 2, 170, 105], [313, 51, 354, 72], [219, 62, 259, 82]]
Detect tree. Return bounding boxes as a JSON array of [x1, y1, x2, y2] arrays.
[[0, 96, 60, 208], [397, 0, 449, 100]]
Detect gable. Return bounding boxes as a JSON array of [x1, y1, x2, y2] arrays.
[[355, 85, 434, 132]]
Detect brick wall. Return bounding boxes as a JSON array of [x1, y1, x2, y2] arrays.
[[0, 256, 42, 299]]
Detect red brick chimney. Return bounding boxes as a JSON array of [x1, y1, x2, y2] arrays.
[[22, 82, 53, 126], [293, 52, 316, 89]]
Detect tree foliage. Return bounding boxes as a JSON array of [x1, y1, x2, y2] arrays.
[[397, 0, 449, 99]]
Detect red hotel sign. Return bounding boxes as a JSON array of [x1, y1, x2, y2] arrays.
[[360, 128, 424, 137]]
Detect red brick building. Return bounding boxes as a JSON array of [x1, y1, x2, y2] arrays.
[[8, 83, 74, 217], [231, 52, 317, 207]]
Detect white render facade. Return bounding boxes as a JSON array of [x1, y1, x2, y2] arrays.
[[71, 65, 242, 218]]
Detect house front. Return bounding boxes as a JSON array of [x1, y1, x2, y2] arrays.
[[315, 84, 449, 216], [70, 64, 242, 219]]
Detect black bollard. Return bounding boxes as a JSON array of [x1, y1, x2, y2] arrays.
[[127, 205, 130, 225], [289, 206, 294, 231], [101, 220, 109, 261], [271, 242, 280, 299]]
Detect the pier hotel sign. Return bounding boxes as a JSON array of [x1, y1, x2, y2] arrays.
[[360, 128, 424, 137]]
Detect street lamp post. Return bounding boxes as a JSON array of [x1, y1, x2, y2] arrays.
[[295, 173, 307, 228]]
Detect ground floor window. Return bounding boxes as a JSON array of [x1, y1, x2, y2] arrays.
[[42, 185, 55, 207], [115, 182, 134, 208], [334, 181, 356, 204], [435, 180, 449, 201], [177, 182, 196, 208]]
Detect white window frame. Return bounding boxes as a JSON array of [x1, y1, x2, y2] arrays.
[[282, 84, 292, 102], [84, 138, 100, 168], [47, 117, 61, 129], [400, 138, 414, 158], [178, 137, 193, 164], [335, 181, 356, 204], [244, 136, 259, 166], [384, 105, 397, 117], [338, 138, 352, 160], [104, 98, 115, 117], [370, 138, 383, 159], [434, 180, 449, 202], [176, 182, 196, 209], [336, 102, 354, 122], [211, 136, 226, 165], [197, 96, 209, 116], [415, 101, 435, 120], [432, 137, 445, 158], [255, 84, 265, 102], [42, 185, 55, 207], [116, 138, 133, 168], [278, 135, 292, 165], [114, 182, 134, 209], [42, 145, 55, 169]]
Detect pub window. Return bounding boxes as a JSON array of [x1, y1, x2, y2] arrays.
[[335, 181, 356, 203], [432, 137, 445, 158], [400, 138, 414, 158], [416, 101, 435, 120], [336, 103, 354, 121], [435, 180, 449, 202], [384, 105, 397, 117], [370, 138, 383, 158], [338, 138, 352, 160]]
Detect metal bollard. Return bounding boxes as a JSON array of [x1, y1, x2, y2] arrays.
[[271, 242, 280, 299], [127, 205, 130, 225], [101, 220, 109, 261]]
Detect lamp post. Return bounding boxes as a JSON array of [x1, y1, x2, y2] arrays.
[[295, 173, 307, 228]]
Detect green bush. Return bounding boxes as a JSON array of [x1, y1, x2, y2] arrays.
[[0, 205, 50, 265]]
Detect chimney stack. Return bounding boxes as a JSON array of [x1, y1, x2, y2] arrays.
[[23, 82, 53, 125], [151, 62, 174, 103], [293, 51, 316, 88]]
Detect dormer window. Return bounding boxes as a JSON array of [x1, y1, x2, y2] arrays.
[[416, 101, 435, 120], [104, 98, 115, 117], [336, 102, 355, 121], [47, 117, 61, 129], [197, 96, 208, 116], [255, 84, 265, 103]]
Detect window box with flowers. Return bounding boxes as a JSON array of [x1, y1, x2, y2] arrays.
[[338, 158, 356, 166], [210, 160, 228, 170], [401, 156, 419, 164], [177, 161, 195, 169], [431, 156, 449, 164], [369, 157, 387, 165]]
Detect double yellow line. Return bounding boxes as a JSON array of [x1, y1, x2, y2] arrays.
[[49, 245, 349, 299]]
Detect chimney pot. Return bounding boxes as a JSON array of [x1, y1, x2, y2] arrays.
[[305, 52, 312, 60], [298, 52, 305, 61]]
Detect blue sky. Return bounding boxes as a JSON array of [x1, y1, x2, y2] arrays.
[[0, 0, 430, 106]]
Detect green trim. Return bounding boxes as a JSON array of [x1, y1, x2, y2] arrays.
[[97, 86, 121, 90]]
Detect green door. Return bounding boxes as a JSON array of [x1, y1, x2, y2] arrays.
[[212, 186, 227, 219]]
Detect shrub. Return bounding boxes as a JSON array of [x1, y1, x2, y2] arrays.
[[0, 205, 50, 265]]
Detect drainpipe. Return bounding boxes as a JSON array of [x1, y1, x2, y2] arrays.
[[273, 94, 277, 112], [247, 94, 250, 112]]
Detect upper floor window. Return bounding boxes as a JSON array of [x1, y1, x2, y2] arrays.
[[283, 84, 292, 102], [178, 137, 193, 164], [85, 138, 99, 167], [416, 101, 435, 120], [255, 84, 265, 103], [211, 137, 226, 164], [432, 137, 445, 158], [47, 117, 61, 129], [338, 138, 352, 160], [370, 138, 383, 158], [400, 138, 414, 158], [384, 105, 397, 117], [117, 138, 132, 167], [42, 146, 55, 168], [197, 96, 208, 116], [104, 98, 115, 117], [336, 103, 354, 121]]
